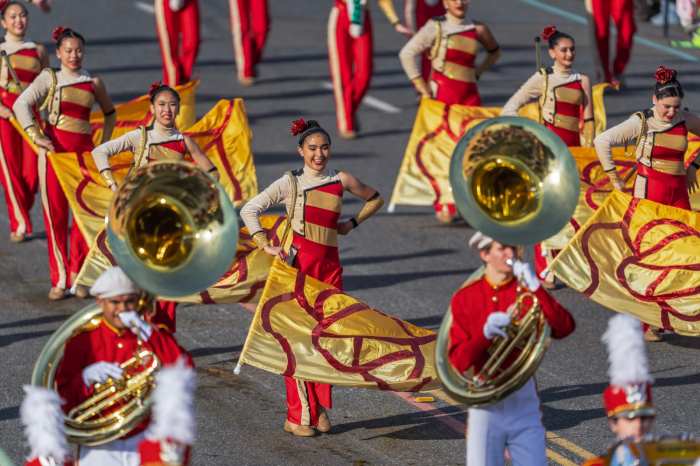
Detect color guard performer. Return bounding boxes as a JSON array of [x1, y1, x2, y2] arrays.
[[154, 0, 199, 86], [583, 314, 656, 466], [92, 82, 217, 332], [403, 0, 446, 81], [502, 25, 594, 147], [13, 27, 116, 301], [594, 66, 700, 342], [327, 0, 407, 139], [399, 0, 500, 107], [240, 119, 384, 436], [0, 0, 47, 243], [20, 385, 75, 466], [54, 266, 192, 466], [449, 232, 575, 465], [228, 0, 268, 86]]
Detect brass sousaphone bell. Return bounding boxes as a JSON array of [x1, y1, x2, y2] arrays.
[[435, 117, 579, 406], [32, 162, 239, 445]]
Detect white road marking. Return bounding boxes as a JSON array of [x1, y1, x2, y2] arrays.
[[321, 81, 402, 114], [135, 1, 155, 15]]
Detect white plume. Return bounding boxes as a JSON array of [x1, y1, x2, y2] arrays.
[[20, 385, 68, 462], [602, 314, 652, 386], [146, 358, 196, 444]]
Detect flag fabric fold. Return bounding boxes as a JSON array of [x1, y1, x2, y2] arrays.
[[239, 259, 439, 391], [549, 191, 700, 335]]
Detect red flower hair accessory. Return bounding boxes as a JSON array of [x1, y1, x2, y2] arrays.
[[149, 81, 163, 95], [290, 118, 308, 136], [541, 25, 557, 41], [655, 66, 676, 85], [0, 0, 10, 12], [52, 26, 66, 42]]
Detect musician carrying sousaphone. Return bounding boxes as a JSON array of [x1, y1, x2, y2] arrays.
[[448, 231, 575, 465], [54, 266, 192, 465]]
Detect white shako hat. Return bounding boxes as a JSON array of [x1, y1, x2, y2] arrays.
[[90, 266, 139, 298], [468, 231, 495, 251]]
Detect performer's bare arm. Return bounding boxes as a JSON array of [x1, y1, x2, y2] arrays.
[[337, 171, 384, 235], [377, 0, 412, 36], [93, 76, 116, 144], [501, 72, 542, 116], [183, 135, 217, 176], [593, 115, 641, 189], [581, 74, 595, 147], [399, 20, 436, 97], [474, 22, 500, 80]]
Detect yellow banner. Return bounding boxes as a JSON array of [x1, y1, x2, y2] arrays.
[[239, 259, 439, 391], [90, 80, 199, 143], [550, 191, 700, 335]]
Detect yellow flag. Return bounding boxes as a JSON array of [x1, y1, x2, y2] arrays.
[[90, 80, 199, 143], [549, 191, 700, 335], [239, 259, 439, 391]]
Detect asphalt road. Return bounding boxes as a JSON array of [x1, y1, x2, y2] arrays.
[[1, 0, 700, 465]]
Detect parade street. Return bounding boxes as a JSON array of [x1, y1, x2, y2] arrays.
[[1, 0, 700, 465]]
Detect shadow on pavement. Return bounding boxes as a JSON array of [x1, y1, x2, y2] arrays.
[[0, 330, 55, 348], [332, 407, 464, 440], [0, 314, 67, 330], [344, 248, 458, 267], [190, 344, 243, 359], [343, 269, 467, 292]]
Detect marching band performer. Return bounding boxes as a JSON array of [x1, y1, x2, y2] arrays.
[[138, 361, 195, 466], [449, 232, 575, 466], [594, 66, 700, 342], [21, 385, 75, 466], [0, 0, 47, 243], [154, 0, 199, 86], [228, 0, 269, 86], [92, 81, 217, 333], [502, 25, 594, 147], [403, 0, 446, 82], [13, 26, 116, 301], [240, 118, 384, 436], [54, 266, 192, 466], [583, 314, 656, 466], [399, 0, 500, 107], [327, 0, 407, 139]]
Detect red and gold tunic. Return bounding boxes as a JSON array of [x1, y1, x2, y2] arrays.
[[448, 276, 575, 373], [0, 39, 42, 108], [55, 319, 192, 439]]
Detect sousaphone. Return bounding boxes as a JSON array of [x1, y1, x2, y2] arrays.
[[435, 117, 579, 406]]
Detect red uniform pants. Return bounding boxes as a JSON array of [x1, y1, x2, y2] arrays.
[[0, 115, 36, 236], [155, 0, 200, 86], [327, 3, 373, 134], [229, 0, 269, 80], [591, 0, 636, 82], [406, 0, 445, 81], [638, 165, 691, 210]]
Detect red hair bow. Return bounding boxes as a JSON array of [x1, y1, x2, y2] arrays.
[[290, 118, 308, 136], [654, 66, 676, 85], [149, 81, 163, 95], [51, 26, 66, 42], [541, 25, 557, 41]]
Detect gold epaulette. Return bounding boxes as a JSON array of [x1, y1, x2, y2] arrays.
[[70, 316, 103, 338]]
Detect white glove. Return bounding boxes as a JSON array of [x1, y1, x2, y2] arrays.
[[349, 23, 364, 38], [82, 361, 123, 387], [169, 0, 185, 12], [483, 311, 511, 340], [511, 260, 541, 292], [118, 311, 153, 341]]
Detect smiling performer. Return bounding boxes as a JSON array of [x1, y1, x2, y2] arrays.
[[54, 266, 192, 466], [0, 0, 47, 244], [502, 25, 594, 148], [449, 232, 575, 466], [240, 118, 384, 437], [13, 26, 115, 301]]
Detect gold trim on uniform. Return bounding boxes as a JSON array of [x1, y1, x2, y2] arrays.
[[305, 189, 342, 213], [304, 223, 338, 247], [650, 158, 686, 175], [60, 85, 95, 108], [447, 34, 478, 55], [148, 145, 186, 162], [553, 113, 579, 132], [653, 131, 688, 153], [441, 61, 476, 83], [554, 85, 583, 105], [56, 114, 92, 134]]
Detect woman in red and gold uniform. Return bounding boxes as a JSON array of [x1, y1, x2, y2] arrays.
[[13, 27, 116, 301], [0, 1, 47, 243], [502, 25, 594, 147], [595, 67, 700, 341], [240, 119, 384, 436], [403, 0, 445, 82], [92, 82, 216, 333], [154, 0, 199, 86], [228, 0, 268, 86], [328, 0, 408, 139]]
